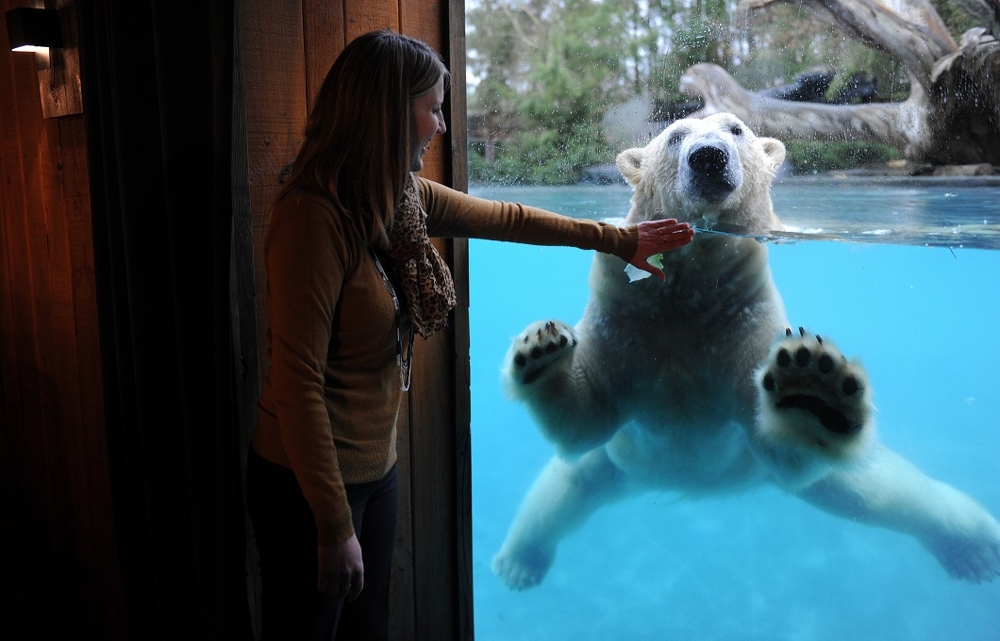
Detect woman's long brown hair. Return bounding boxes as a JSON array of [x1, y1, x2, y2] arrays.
[[274, 30, 450, 247]]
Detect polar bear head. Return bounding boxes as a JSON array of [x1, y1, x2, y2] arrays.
[[617, 113, 785, 230]]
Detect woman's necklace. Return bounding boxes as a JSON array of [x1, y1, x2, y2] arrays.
[[372, 250, 414, 391]]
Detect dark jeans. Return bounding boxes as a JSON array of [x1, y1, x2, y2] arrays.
[[246, 447, 398, 641]]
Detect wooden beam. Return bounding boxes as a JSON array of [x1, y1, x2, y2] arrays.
[[400, 1, 472, 638], [239, 1, 308, 634], [302, 1, 346, 113], [36, 0, 83, 118], [241, 0, 308, 383], [344, 1, 399, 41], [447, 0, 473, 633]]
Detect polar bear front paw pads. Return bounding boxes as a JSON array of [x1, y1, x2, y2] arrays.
[[506, 320, 578, 385], [759, 328, 872, 458]]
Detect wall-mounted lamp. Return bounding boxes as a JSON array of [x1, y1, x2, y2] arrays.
[[4, 1, 81, 118], [6, 7, 64, 54]]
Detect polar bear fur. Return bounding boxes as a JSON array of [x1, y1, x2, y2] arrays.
[[492, 113, 1000, 590]]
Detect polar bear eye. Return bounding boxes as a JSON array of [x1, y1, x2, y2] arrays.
[[667, 131, 685, 146], [729, 124, 743, 136]]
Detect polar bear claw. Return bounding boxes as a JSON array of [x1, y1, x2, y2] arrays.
[[758, 329, 873, 461], [506, 320, 577, 385]]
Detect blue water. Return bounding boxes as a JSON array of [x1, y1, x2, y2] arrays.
[[468, 179, 1000, 641]]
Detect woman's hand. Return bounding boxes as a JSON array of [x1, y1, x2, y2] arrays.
[[317, 533, 365, 601], [629, 218, 694, 280]]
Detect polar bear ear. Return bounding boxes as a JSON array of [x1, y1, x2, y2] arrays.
[[616, 148, 645, 186], [759, 138, 787, 171]]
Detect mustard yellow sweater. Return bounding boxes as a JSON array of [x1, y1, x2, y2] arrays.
[[252, 177, 639, 546]]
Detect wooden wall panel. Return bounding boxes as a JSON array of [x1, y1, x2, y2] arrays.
[[1, 0, 471, 638], [0, 0, 124, 634], [242, 0, 308, 380], [402, 1, 446, 184], [302, 2, 346, 112], [343, 2, 399, 40], [445, 2, 473, 636], [239, 2, 308, 637], [240, 1, 471, 639], [401, 2, 464, 637]]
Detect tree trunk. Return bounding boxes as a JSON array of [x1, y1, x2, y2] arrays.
[[680, 0, 1000, 165]]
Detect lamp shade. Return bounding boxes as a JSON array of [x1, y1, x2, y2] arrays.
[[6, 7, 63, 51]]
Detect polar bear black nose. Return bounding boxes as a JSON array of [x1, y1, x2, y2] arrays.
[[688, 145, 727, 176]]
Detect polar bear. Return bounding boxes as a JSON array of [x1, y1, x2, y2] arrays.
[[492, 112, 1000, 590]]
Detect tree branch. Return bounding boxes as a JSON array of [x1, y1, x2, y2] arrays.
[[739, 0, 957, 89], [950, 0, 1000, 38], [680, 63, 928, 153]]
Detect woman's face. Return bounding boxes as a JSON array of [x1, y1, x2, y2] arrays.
[[409, 78, 447, 172]]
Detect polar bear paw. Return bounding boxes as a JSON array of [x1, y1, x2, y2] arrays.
[[758, 328, 874, 461], [492, 542, 555, 591], [505, 320, 578, 386], [925, 521, 1000, 583]]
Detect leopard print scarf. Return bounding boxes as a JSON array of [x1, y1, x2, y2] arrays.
[[385, 174, 457, 337]]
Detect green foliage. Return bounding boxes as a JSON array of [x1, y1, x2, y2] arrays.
[[466, 0, 913, 184], [734, 4, 906, 100], [930, 0, 981, 37], [467, 0, 637, 184], [469, 124, 614, 185], [468, 0, 737, 184], [783, 140, 903, 174]]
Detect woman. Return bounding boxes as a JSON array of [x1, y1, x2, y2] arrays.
[[245, 29, 693, 641]]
